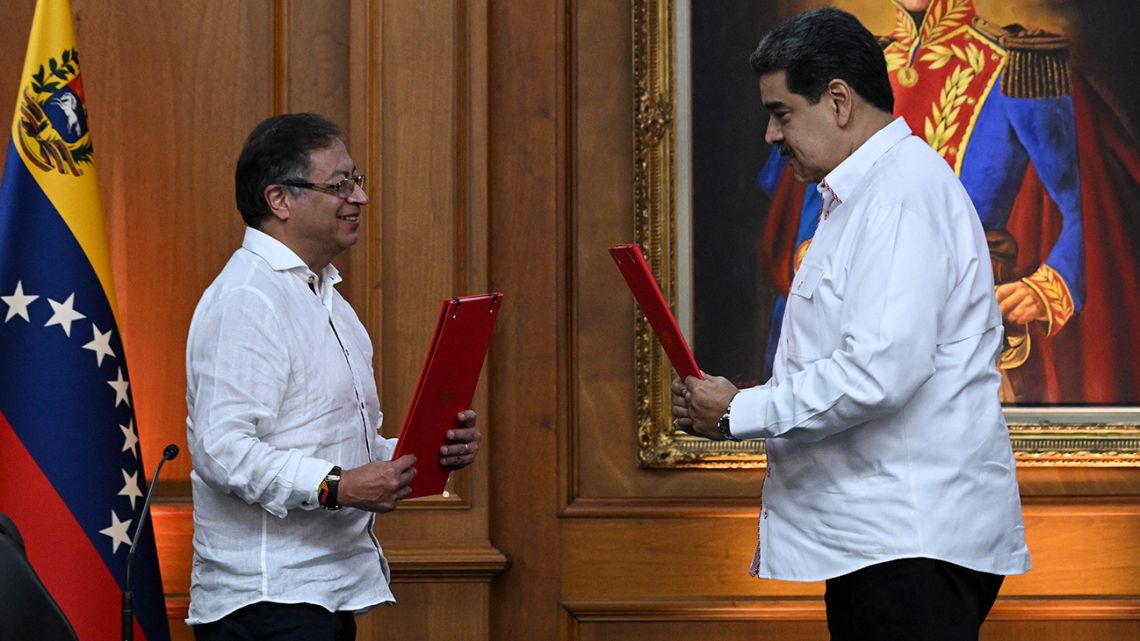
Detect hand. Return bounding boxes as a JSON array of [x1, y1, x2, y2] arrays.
[[995, 281, 1047, 325], [671, 377, 694, 430], [680, 375, 739, 440], [339, 455, 417, 513], [439, 410, 480, 469]]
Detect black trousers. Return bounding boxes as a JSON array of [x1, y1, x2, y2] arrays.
[[193, 602, 356, 641], [824, 558, 1004, 641]]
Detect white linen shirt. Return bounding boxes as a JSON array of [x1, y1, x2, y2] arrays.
[[732, 118, 1031, 582], [185, 227, 398, 625]]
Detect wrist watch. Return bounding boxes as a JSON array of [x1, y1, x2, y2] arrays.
[[717, 402, 741, 441]]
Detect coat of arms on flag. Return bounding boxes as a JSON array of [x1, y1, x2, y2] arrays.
[[17, 46, 93, 173]]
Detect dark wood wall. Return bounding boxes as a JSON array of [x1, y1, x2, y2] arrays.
[[2, 1, 1137, 640]]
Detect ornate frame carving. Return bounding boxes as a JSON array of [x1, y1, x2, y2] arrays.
[[630, 0, 1140, 468]]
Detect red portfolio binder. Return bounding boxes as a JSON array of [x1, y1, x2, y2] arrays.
[[392, 292, 503, 498], [608, 244, 702, 381]]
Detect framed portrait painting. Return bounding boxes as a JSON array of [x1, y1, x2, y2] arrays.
[[631, 0, 1140, 467]]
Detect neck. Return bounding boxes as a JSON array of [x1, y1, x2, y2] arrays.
[[257, 222, 333, 273], [838, 110, 895, 168]]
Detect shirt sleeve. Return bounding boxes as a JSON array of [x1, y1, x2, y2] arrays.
[[187, 286, 334, 517], [730, 200, 951, 442], [373, 436, 399, 462]]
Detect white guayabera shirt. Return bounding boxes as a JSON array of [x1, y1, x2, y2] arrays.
[[186, 227, 398, 625], [731, 118, 1031, 582]]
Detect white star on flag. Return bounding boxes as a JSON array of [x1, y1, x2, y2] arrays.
[[121, 420, 139, 458], [44, 293, 86, 337], [2, 281, 39, 322], [119, 468, 145, 509], [108, 367, 131, 407], [83, 324, 116, 366], [99, 510, 133, 553]]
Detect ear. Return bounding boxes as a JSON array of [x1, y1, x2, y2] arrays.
[[263, 184, 291, 222], [826, 79, 854, 127]]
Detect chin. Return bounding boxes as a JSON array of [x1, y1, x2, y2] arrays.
[[790, 167, 816, 184], [337, 233, 360, 251]]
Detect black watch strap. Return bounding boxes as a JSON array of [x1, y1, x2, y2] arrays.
[[717, 403, 741, 442], [318, 465, 342, 510]]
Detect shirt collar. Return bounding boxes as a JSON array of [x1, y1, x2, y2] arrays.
[[818, 117, 912, 207], [241, 226, 342, 288]]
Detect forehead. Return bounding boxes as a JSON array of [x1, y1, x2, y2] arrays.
[[757, 70, 795, 107], [306, 139, 354, 177]]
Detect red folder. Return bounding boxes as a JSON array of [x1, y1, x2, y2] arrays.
[[608, 244, 702, 381], [392, 293, 503, 498]]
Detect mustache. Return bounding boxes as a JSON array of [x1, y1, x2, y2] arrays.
[[778, 143, 794, 158]]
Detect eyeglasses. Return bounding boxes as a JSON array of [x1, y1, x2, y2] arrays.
[[280, 174, 365, 199]]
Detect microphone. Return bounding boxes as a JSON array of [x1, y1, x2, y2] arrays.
[[122, 444, 179, 641]]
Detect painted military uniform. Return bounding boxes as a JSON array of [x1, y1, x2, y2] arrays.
[[882, 0, 1081, 342], [759, 0, 1083, 382]]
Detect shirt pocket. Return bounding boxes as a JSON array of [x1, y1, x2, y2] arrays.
[[782, 263, 826, 365], [790, 263, 823, 300]]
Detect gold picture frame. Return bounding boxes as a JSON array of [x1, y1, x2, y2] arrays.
[[630, 0, 1140, 468]]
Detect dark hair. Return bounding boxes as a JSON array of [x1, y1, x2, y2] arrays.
[[748, 7, 893, 113], [234, 113, 342, 228]]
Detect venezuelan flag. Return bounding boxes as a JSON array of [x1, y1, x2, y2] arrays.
[[0, 1, 169, 639]]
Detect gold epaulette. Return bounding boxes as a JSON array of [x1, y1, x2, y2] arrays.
[[988, 19, 1071, 99], [972, 16, 1008, 43]]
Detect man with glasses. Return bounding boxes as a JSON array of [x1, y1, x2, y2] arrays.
[[185, 113, 482, 640]]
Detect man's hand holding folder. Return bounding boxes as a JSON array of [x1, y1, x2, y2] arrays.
[[670, 375, 741, 441], [391, 293, 501, 499], [609, 243, 746, 441], [339, 410, 481, 512]]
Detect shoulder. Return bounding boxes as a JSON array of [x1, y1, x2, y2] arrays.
[[884, 135, 959, 184], [972, 16, 1071, 99], [194, 252, 285, 319], [866, 137, 971, 220]]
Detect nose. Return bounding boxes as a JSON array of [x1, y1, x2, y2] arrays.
[[348, 181, 369, 205], [764, 118, 782, 146]]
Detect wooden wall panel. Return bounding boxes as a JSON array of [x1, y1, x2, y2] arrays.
[[375, 0, 460, 431], [569, 620, 830, 641], [560, 505, 1140, 599], [486, 0, 567, 638]]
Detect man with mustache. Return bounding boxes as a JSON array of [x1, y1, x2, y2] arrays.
[[674, 9, 1030, 640]]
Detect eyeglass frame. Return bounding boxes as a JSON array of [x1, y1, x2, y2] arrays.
[[279, 174, 366, 199]]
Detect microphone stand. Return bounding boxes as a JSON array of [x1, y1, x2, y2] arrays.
[[122, 444, 179, 641]]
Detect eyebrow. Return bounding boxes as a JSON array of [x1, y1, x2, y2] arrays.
[[763, 100, 788, 112]]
